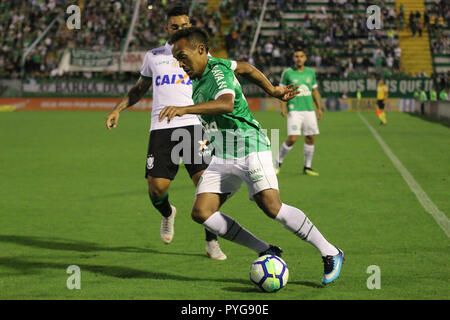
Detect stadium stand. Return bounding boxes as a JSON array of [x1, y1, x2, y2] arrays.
[[229, 0, 405, 83], [0, 0, 448, 97], [425, 0, 449, 91]]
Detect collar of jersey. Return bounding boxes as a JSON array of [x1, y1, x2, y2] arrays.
[[199, 56, 215, 79], [165, 42, 173, 51]]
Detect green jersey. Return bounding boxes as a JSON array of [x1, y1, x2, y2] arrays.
[[280, 67, 317, 112], [192, 56, 271, 159], [430, 90, 437, 102]]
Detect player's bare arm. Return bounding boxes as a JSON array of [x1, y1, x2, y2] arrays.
[[235, 61, 298, 101], [312, 87, 323, 121], [279, 101, 287, 118], [105, 76, 152, 130], [159, 94, 234, 123]]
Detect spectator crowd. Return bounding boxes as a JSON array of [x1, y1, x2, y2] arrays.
[[0, 0, 448, 95]]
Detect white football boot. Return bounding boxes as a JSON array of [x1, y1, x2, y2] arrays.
[[206, 239, 227, 260], [160, 206, 176, 244]]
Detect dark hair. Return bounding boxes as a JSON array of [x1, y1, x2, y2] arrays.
[[166, 4, 188, 19], [293, 46, 307, 55], [169, 27, 209, 52]]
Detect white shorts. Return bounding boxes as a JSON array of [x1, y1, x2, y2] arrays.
[[196, 150, 279, 201], [287, 111, 320, 136]]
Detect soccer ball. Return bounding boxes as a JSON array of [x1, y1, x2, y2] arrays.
[[250, 255, 289, 293]]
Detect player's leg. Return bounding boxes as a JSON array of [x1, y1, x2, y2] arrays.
[[145, 128, 180, 244], [192, 192, 277, 256], [253, 189, 344, 284], [147, 176, 177, 244], [276, 112, 301, 173], [380, 102, 387, 124], [192, 159, 278, 256], [246, 151, 343, 284], [190, 170, 227, 260], [303, 111, 320, 176], [377, 100, 387, 125], [183, 125, 227, 260]]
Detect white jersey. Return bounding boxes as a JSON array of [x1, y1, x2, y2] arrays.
[[140, 42, 200, 131], [140, 43, 237, 131]]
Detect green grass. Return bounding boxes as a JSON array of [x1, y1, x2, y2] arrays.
[[0, 110, 449, 300]]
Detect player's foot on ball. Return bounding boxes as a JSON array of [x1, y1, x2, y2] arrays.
[[259, 245, 283, 257], [206, 239, 227, 260], [160, 205, 176, 244], [303, 167, 319, 176], [322, 247, 345, 285]]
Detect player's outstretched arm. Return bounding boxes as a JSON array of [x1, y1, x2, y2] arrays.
[[159, 94, 234, 123], [105, 76, 152, 130], [234, 61, 298, 101]]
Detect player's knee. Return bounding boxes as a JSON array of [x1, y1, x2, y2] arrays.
[[148, 182, 168, 199], [286, 136, 298, 146], [191, 206, 212, 224], [254, 192, 282, 219], [261, 202, 282, 219], [305, 135, 314, 145]]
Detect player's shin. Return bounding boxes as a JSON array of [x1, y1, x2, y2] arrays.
[[205, 228, 218, 241], [275, 203, 338, 257], [303, 143, 315, 168], [278, 142, 293, 166], [202, 212, 270, 253]]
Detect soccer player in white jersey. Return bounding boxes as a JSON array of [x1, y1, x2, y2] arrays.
[[105, 6, 227, 259]]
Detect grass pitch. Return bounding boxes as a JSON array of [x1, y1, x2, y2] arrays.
[[0, 110, 449, 299]]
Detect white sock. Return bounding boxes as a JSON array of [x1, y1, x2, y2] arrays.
[[202, 212, 270, 254], [275, 203, 338, 257], [303, 143, 315, 168], [278, 142, 293, 165]]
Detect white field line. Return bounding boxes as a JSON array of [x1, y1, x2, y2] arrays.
[[358, 112, 450, 238]]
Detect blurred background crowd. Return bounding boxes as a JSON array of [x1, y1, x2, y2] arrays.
[[0, 0, 448, 92]]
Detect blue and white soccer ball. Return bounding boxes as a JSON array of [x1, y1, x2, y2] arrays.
[[250, 255, 289, 292]]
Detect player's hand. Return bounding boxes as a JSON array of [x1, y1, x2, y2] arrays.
[[159, 106, 186, 123], [271, 84, 299, 101], [316, 109, 323, 121], [280, 107, 287, 118], [106, 110, 120, 130]]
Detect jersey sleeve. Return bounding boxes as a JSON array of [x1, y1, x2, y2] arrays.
[[210, 63, 237, 101], [140, 51, 153, 79], [280, 69, 289, 86], [229, 60, 237, 71]]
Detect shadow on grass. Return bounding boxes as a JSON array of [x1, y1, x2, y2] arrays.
[[0, 235, 325, 291], [0, 234, 251, 289], [0, 256, 249, 287], [222, 281, 323, 293], [0, 234, 204, 257]]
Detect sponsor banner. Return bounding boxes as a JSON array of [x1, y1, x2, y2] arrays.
[[59, 50, 146, 73], [22, 77, 434, 99], [23, 80, 138, 97], [0, 98, 264, 111], [323, 97, 417, 112], [0, 98, 153, 111], [0, 97, 419, 113], [318, 78, 434, 98]]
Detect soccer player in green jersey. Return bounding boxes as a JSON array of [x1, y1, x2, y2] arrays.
[[276, 48, 323, 176], [159, 27, 344, 285]]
